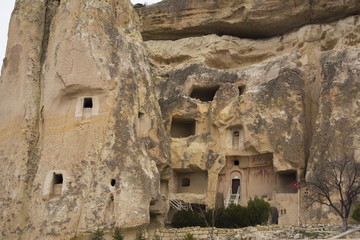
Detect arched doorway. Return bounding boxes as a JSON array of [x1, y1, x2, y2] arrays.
[[230, 171, 241, 195], [232, 179, 240, 194]]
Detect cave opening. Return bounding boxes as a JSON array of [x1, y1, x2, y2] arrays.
[[170, 117, 196, 138], [190, 85, 219, 102]]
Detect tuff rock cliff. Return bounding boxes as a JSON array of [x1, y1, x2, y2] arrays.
[[0, 0, 359, 239], [0, 0, 170, 239]]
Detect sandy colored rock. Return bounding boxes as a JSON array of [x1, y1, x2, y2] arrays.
[[0, 0, 170, 239], [0, 0, 359, 239], [136, 0, 360, 40], [145, 13, 360, 226]]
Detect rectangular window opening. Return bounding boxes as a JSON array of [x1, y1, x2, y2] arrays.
[[170, 117, 196, 138], [52, 173, 63, 198], [83, 98, 93, 108], [54, 173, 63, 184], [190, 85, 219, 102], [278, 171, 297, 193]]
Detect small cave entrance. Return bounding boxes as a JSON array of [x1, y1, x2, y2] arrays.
[[110, 179, 116, 187], [190, 85, 219, 102], [238, 85, 245, 96], [51, 173, 63, 198], [277, 170, 297, 193], [170, 116, 196, 138]]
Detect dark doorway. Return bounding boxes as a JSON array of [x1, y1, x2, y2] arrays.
[[271, 207, 279, 224], [232, 179, 240, 194]]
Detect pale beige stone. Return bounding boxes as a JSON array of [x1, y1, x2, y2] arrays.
[[0, 0, 359, 239]]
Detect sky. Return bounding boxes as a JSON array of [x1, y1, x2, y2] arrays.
[[0, 0, 161, 73]]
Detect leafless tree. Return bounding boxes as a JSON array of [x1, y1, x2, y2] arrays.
[[196, 206, 217, 240], [306, 154, 360, 230]]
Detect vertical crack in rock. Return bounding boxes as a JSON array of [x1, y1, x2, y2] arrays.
[[18, 1, 59, 239], [302, 49, 323, 178], [40, 0, 60, 66]]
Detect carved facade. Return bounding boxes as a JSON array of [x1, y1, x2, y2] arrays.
[[0, 0, 359, 239]]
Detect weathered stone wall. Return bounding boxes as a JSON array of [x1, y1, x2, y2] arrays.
[[154, 225, 342, 240]]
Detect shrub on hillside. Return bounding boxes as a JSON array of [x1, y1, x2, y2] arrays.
[[182, 233, 196, 240], [91, 228, 105, 240], [135, 230, 146, 240], [352, 204, 360, 222], [225, 204, 250, 228], [113, 227, 124, 240], [247, 196, 271, 226], [172, 197, 271, 228], [172, 209, 204, 228]]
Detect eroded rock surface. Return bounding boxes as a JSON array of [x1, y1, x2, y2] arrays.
[[136, 0, 360, 40], [145, 13, 360, 225], [0, 0, 359, 239], [0, 0, 170, 239]]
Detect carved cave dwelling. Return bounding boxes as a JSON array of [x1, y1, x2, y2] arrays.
[[0, 0, 359, 239]]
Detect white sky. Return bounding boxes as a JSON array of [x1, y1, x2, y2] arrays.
[[0, 0, 161, 73], [0, 0, 15, 73]]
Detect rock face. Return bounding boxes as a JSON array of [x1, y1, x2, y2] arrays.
[[0, 0, 359, 239], [0, 0, 170, 239], [136, 0, 360, 40], [144, 11, 360, 224]]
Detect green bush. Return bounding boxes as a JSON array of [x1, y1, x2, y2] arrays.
[[113, 227, 124, 240], [152, 234, 161, 240], [247, 196, 271, 226], [171, 197, 271, 229], [225, 204, 250, 228], [352, 204, 360, 222], [91, 228, 105, 240], [172, 209, 204, 228], [211, 207, 227, 228], [182, 233, 196, 240], [135, 230, 146, 240]]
